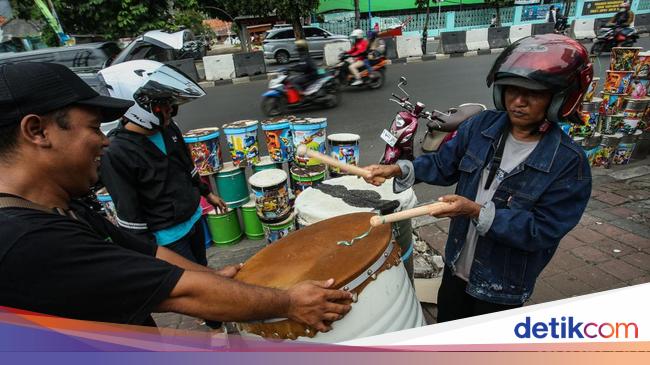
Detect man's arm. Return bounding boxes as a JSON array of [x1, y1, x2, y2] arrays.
[[157, 272, 352, 332]]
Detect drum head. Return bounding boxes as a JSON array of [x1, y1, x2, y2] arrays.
[[235, 212, 391, 289], [327, 133, 360, 143], [249, 169, 287, 188]]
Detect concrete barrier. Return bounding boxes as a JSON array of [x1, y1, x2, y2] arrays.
[[466, 28, 489, 51], [488, 26, 510, 49], [324, 40, 351, 66], [571, 19, 597, 40], [439, 31, 468, 54], [509, 24, 532, 44], [594, 18, 612, 33], [636, 13, 650, 34], [532, 22, 556, 35], [384, 37, 398, 59], [233, 51, 266, 78], [166, 58, 199, 81], [203, 54, 236, 81], [396, 34, 423, 58]]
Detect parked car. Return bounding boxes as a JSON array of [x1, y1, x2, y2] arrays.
[[111, 29, 201, 64], [0, 42, 121, 72], [263, 26, 347, 64]]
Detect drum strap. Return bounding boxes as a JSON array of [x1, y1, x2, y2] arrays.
[[0, 196, 85, 223]]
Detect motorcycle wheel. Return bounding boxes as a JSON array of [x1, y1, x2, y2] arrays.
[[261, 96, 287, 117], [325, 81, 341, 108], [368, 70, 385, 89], [590, 42, 604, 57]]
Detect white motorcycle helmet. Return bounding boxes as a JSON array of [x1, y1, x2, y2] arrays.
[[350, 29, 364, 41], [98, 60, 205, 130]]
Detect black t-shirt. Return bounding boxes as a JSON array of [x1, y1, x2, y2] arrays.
[[0, 196, 184, 325]]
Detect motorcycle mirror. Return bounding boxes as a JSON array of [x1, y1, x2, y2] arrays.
[[399, 76, 407, 85], [397, 76, 409, 97]]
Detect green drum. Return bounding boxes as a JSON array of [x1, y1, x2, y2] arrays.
[[252, 156, 284, 173], [261, 212, 297, 244], [290, 165, 327, 198], [216, 161, 250, 208], [240, 197, 264, 240], [206, 209, 243, 246]]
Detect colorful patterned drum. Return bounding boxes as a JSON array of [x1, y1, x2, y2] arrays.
[[241, 197, 265, 240], [582, 133, 602, 166], [249, 169, 291, 222], [583, 77, 599, 102], [96, 189, 117, 225], [235, 212, 424, 343], [602, 114, 625, 135], [206, 209, 243, 246], [291, 118, 327, 167], [594, 133, 624, 168], [216, 162, 250, 208], [290, 165, 327, 197], [602, 93, 626, 115], [260, 212, 297, 245], [634, 51, 650, 78], [223, 120, 260, 167], [251, 156, 284, 173], [610, 47, 641, 72], [604, 71, 633, 94], [629, 79, 649, 99], [623, 98, 649, 119], [183, 127, 222, 176], [613, 131, 642, 165], [327, 133, 360, 176], [576, 101, 599, 137], [262, 117, 294, 163]]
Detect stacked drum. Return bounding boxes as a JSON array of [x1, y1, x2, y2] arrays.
[[568, 47, 650, 168]]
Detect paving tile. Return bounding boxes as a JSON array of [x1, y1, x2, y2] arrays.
[[598, 259, 646, 281], [610, 218, 650, 239], [590, 222, 631, 240], [570, 246, 611, 264], [628, 275, 650, 286], [567, 265, 623, 291], [594, 192, 629, 206], [569, 227, 607, 244], [619, 233, 650, 250], [578, 214, 600, 227], [435, 219, 450, 234], [544, 272, 594, 297], [529, 279, 566, 304], [603, 206, 637, 218], [546, 251, 589, 272], [559, 235, 586, 251], [593, 238, 636, 258], [619, 251, 650, 272], [588, 209, 621, 222]]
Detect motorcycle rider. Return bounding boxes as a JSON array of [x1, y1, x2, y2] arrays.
[[98, 60, 227, 266], [346, 29, 369, 86], [366, 30, 386, 66], [608, 2, 635, 37], [288, 39, 320, 93]]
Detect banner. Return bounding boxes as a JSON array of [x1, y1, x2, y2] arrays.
[[582, 0, 622, 15], [33, 0, 70, 44], [515, 0, 541, 5], [521, 3, 563, 22]]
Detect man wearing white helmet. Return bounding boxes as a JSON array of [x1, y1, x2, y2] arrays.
[[346, 29, 369, 86], [98, 60, 227, 266]]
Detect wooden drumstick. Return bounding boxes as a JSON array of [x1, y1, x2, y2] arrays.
[[296, 144, 372, 179], [369, 202, 449, 227]]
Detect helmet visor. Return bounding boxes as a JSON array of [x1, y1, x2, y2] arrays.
[[133, 64, 205, 107]]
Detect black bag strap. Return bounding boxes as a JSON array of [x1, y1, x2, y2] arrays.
[[0, 196, 82, 221], [484, 127, 509, 190]]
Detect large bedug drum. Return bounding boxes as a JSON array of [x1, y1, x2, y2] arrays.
[[234, 212, 425, 343]]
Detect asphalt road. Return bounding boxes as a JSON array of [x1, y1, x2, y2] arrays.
[[177, 37, 650, 202]]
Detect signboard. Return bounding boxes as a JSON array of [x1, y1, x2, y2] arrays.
[[521, 3, 563, 22], [515, 0, 541, 5], [323, 11, 355, 22], [582, 0, 622, 16]]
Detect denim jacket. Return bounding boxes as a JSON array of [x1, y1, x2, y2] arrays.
[[410, 110, 591, 305]]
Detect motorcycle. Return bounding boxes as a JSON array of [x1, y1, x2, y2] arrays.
[[591, 25, 638, 56], [331, 53, 387, 90], [554, 16, 569, 35], [379, 77, 486, 164], [261, 70, 341, 117]]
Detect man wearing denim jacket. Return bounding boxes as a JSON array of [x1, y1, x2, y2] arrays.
[[364, 35, 594, 322]]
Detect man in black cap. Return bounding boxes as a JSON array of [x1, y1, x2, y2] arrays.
[[0, 62, 351, 329]]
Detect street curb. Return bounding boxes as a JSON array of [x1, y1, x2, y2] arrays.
[[198, 48, 504, 89]]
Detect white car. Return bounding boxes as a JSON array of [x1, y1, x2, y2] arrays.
[[263, 26, 347, 64]]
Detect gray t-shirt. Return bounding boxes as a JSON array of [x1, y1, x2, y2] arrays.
[[454, 133, 538, 280]]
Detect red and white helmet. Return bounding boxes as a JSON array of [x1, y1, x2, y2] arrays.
[[486, 34, 593, 123]]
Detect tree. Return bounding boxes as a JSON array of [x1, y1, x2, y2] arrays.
[[354, 0, 360, 29]]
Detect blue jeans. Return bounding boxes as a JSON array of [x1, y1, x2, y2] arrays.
[[165, 220, 207, 266]]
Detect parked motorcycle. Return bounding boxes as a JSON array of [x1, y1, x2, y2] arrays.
[[261, 70, 340, 116], [331, 53, 387, 90], [379, 77, 486, 164], [591, 25, 638, 56]]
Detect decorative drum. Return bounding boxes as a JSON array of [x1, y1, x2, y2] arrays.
[[610, 47, 642, 72], [558, 122, 572, 136], [249, 169, 291, 221], [241, 197, 265, 240], [327, 133, 361, 176], [234, 212, 425, 343], [262, 118, 294, 163], [631, 129, 650, 159], [594, 134, 624, 168], [581, 133, 602, 167], [603, 71, 633, 94], [216, 162, 250, 208], [251, 155, 284, 173], [260, 212, 297, 244], [601, 114, 625, 135], [613, 131, 642, 165], [96, 189, 117, 225], [183, 127, 222, 176], [290, 165, 327, 197], [634, 51, 650, 78], [583, 77, 599, 102], [576, 101, 600, 137], [291, 118, 327, 167], [602, 93, 626, 115], [623, 98, 649, 119], [223, 120, 260, 167], [294, 175, 419, 280], [206, 209, 243, 246], [629, 79, 649, 99]]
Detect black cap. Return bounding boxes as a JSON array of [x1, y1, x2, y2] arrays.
[[0, 62, 134, 126]]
